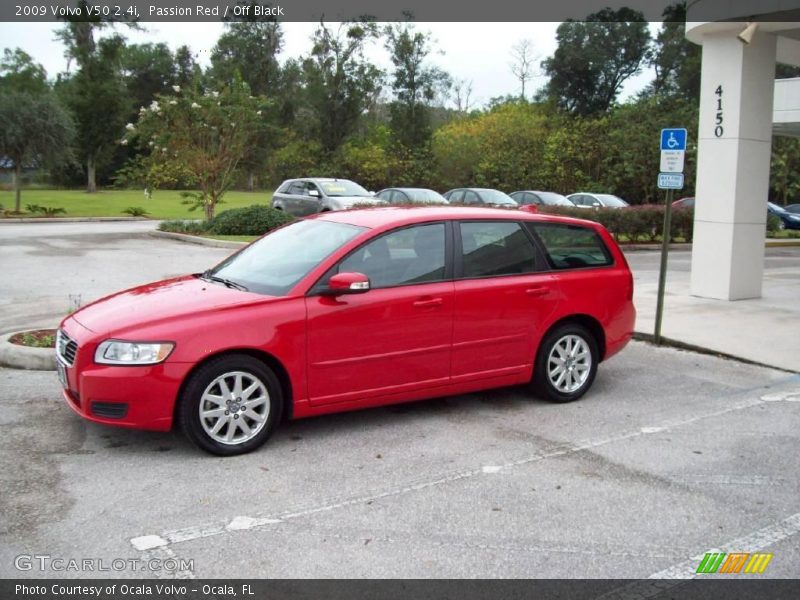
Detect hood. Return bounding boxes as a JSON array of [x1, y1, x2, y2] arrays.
[[71, 275, 273, 336]]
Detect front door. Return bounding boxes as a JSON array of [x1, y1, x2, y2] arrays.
[[306, 222, 453, 406]]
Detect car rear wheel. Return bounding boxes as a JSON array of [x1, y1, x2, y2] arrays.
[[532, 323, 598, 403], [179, 355, 282, 456]]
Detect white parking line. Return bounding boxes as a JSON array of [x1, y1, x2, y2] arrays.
[[130, 387, 783, 554], [594, 512, 800, 599]]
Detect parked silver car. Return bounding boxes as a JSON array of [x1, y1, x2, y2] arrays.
[[567, 193, 630, 209], [271, 178, 383, 216], [375, 187, 449, 204], [443, 188, 518, 207], [510, 190, 575, 207]]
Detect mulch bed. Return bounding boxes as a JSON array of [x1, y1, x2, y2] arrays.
[[9, 329, 57, 348]]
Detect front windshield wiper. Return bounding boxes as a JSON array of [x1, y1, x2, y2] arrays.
[[200, 270, 249, 292]]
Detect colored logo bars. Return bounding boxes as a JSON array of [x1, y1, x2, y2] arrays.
[[696, 552, 773, 574]]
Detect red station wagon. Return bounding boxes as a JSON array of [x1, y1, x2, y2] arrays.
[[56, 207, 635, 455]]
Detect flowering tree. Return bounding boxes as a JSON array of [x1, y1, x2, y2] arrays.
[[125, 80, 266, 220]]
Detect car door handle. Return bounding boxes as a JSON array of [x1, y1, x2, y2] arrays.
[[525, 287, 550, 297], [413, 297, 443, 308]]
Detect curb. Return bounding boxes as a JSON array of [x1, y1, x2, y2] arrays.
[[0, 217, 151, 224], [632, 331, 799, 375], [0, 332, 56, 371], [150, 230, 246, 249]]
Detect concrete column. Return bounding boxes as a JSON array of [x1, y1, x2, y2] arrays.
[[690, 30, 777, 300]]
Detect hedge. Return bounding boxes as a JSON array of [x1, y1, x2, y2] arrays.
[[159, 205, 294, 236], [538, 205, 782, 243]]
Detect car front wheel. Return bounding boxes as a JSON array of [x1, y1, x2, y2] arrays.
[[179, 355, 282, 456], [532, 323, 598, 403]]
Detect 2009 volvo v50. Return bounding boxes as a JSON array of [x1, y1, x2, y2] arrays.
[[57, 207, 635, 455]]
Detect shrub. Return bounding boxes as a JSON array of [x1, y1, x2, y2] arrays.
[[158, 220, 210, 235], [122, 206, 149, 217], [207, 205, 294, 236], [538, 204, 695, 243], [766, 214, 781, 233], [25, 204, 66, 216]]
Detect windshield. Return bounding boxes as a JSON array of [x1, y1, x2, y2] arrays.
[[481, 190, 518, 206], [319, 180, 371, 197], [596, 194, 629, 208], [768, 202, 785, 214], [537, 192, 574, 206], [207, 220, 366, 296]]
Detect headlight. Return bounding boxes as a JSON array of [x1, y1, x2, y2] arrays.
[[94, 340, 174, 365]]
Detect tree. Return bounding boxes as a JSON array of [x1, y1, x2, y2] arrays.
[[56, 11, 134, 192], [210, 18, 283, 96], [0, 49, 49, 96], [771, 136, 800, 205], [126, 80, 266, 220], [649, 3, 701, 101], [509, 39, 536, 101], [121, 43, 178, 111], [452, 78, 474, 114], [174, 45, 202, 89], [302, 19, 383, 152], [0, 92, 75, 211], [209, 15, 285, 190], [542, 8, 651, 114], [384, 20, 451, 148]]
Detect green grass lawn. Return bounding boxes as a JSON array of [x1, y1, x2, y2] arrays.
[[0, 188, 273, 219]]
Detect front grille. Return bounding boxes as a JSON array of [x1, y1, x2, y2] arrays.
[[56, 329, 78, 367], [91, 402, 128, 419]]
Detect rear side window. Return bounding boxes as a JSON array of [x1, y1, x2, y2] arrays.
[[530, 223, 613, 270], [460, 221, 539, 278]]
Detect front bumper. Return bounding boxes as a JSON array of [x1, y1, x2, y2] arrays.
[[58, 318, 191, 432], [59, 361, 192, 432]]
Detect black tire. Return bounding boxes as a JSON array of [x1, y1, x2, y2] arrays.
[[178, 355, 283, 456], [532, 323, 599, 403]]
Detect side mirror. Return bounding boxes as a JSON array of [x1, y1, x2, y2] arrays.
[[325, 272, 370, 295], [308, 189, 320, 197], [519, 204, 538, 214]]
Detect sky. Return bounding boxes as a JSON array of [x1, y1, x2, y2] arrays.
[[0, 21, 659, 108]]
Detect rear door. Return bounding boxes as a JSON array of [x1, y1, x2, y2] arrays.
[[452, 220, 559, 383]]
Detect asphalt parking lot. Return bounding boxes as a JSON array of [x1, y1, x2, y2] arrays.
[[0, 222, 799, 580]]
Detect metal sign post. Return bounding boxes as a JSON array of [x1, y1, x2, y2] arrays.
[[654, 128, 687, 345]]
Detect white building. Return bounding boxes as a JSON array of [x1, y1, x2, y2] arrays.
[[686, 5, 800, 300]]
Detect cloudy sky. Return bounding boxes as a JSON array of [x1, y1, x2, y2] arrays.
[[0, 21, 659, 107]]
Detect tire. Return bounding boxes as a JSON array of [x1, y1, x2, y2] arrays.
[[179, 355, 283, 456], [532, 323, 599, 403]]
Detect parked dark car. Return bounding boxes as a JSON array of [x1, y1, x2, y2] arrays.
[[568, 193, 630, 209], [443, 188, 518, 207], [672, 197, 695, 209], [768, 202, 800, 230], [271, 178, 383, 216], [375, 187, 449, 204], [510, 191, 575, 207]]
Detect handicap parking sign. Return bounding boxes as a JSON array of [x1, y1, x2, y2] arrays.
[[661, 128, 687, 151]]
